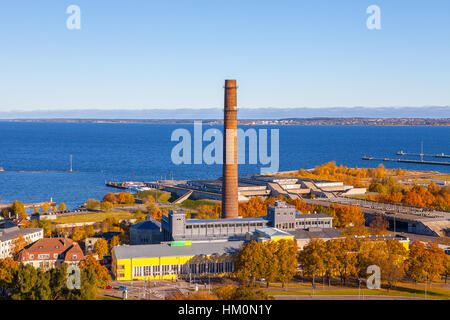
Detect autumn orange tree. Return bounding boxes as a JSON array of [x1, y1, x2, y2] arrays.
[[103, 192, 135, 205], [407, 241, 446, 286], [284, 198, 316, 214], [261, 240, 279, 287], [235, 241, 266, 286], [79, 255, 111, 288], [369, 182, 450, 211], [444, 255, 450, 284], [275, 162, 388, 187], [329, 203, 364, 228], [239, 197, 267, 218], [11, 201, 27, 219], [276, 239, 298, 288], [109, 235, 121, 252], [333, 237, 358, 285], [235, 239, 298, 288], [94, 238, 109, 260], [0, 258, 19, 291], [41, 202, 50, 213], [196, 204, 220, 219], [298, 238, 326, 286], [380, 239, 409, 290]]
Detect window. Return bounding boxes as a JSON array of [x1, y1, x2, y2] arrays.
[[38, 254, 50, 259], [53, 253, 58, 259], [73, 255, 77, 260], [118, 264, 125, 270], [186, 225, 192, 229], [29, 254, 34, 259]]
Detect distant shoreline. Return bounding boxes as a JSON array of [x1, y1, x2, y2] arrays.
[[1, 118, 449, 126]]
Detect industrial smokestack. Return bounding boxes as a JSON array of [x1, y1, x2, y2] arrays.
[[222, 79, 239, 219]]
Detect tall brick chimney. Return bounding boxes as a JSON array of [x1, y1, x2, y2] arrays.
[[222, 79, 239, 219]]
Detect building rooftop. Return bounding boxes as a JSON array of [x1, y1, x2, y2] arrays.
[[185, 217, 268, 224], [0, 221, 42, 243], [113, 240, 244, 260], [289, 228, 341, 240], [295, 213, 332, 219], [0, 220, 18, 230], [19, 237, 84, 262], [91, 231, 122, 241], [131, 220, 161, 230], [255, 227, 293, 238]]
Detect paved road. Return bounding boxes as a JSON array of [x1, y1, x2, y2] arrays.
[[100, 279, 210, 300]]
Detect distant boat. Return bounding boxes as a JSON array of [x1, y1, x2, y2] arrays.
[[396, 150, 406, 155]]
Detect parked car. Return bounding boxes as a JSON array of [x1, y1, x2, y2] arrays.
[[118, 286, 128, 291], [105, 285, 113, 290]]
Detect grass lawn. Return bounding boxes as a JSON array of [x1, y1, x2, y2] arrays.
[[136, 190, 172, 203], [179, 199, 221, 210], [268, 282, 450, 300], [95, 295, 122, 300], [53, 210, 135, 224]]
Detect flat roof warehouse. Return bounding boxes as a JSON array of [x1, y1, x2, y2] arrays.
[[113, 241, 243, 260]]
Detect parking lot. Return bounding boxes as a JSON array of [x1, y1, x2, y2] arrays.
[[99, 278, 214, 300]]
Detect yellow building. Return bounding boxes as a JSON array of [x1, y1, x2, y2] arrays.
[[111, 240, 243, 281]]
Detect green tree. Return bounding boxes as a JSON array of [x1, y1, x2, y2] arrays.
[[48, 263, 70, 300], [9, 264, 51, 300]]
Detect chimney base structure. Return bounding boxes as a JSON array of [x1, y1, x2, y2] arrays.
[[222, 79, 239, 219]]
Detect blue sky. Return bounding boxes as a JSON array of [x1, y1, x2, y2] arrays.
[[0, 0, 449, 111]]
